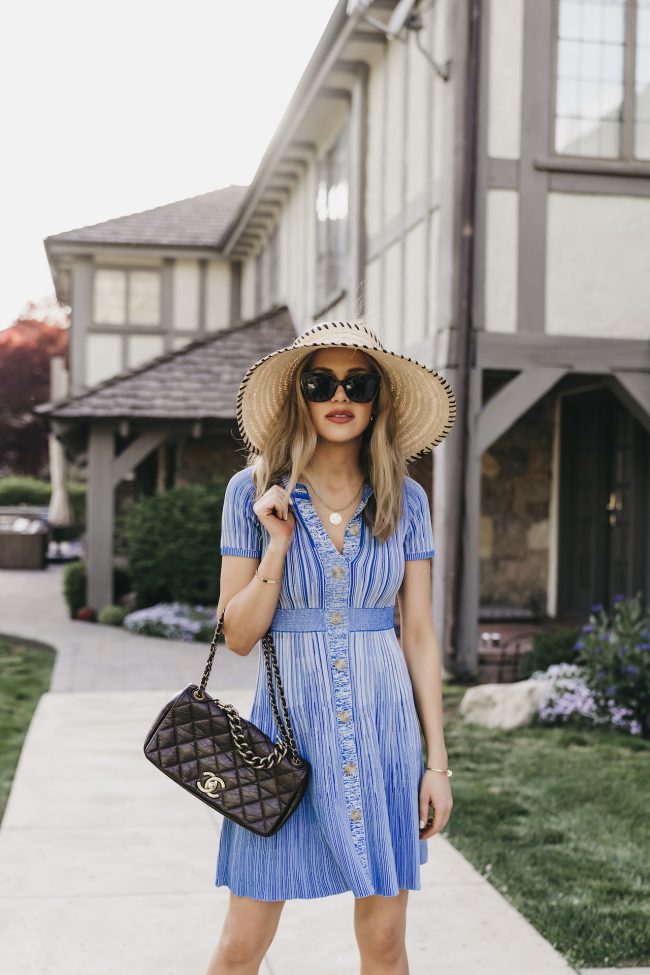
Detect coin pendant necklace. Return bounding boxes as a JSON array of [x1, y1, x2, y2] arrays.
[[302, 476, 364, 525]]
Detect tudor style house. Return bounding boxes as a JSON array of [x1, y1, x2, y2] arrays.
[[38, 0, 650, 679]]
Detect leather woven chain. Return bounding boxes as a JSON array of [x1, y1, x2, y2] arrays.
[[192, 607, 301, 770]]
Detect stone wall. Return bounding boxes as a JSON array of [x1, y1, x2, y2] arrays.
[[480, 392, 555, 613]]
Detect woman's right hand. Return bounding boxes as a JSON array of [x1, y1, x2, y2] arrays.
[[252, 485, 296, 548]]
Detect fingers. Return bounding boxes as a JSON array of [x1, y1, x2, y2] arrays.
[[254, 486, 293, 523], [419, 788, 453, 839]]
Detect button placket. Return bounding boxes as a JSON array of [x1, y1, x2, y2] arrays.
[[282, 477, 372, 871]]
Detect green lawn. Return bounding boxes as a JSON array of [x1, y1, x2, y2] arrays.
[[439, 681, 650, 968], [0, 634, 55, 825]]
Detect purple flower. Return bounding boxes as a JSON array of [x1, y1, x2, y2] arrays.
[[614, 593, 626, 603], [582, 623, 594, 633], [575, 640, 586, 650], [623, 665, 639, 678], [638, 642, 650, 651], [591, 602, 604, 612]]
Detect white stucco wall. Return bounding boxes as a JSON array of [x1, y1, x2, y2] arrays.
[[172, 259, 200, 331], [240, 257, 256, 321], [546, 193, 650, 339], [404, 220, 427, 345], [205, 260, 231, 331], [127, 334, 164, 369], [484, 188, 519, 332], [86, 334, 122, 387], [405, 27, 430, 205], [487, 0, 523, 159]]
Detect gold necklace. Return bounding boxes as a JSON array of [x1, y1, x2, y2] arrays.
[[302, 475, 364, 525]]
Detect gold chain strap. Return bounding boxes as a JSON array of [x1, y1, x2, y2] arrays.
[[192, 606, 302, 770]]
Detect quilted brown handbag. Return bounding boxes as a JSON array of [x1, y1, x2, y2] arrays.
[[143, 605, 311, 836]]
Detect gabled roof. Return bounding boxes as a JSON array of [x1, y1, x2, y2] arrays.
[[34, 305, 296, 421], [44, 185, 248, 249]]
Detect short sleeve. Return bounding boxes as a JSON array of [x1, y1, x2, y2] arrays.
[[219, 468, 263, 559], [403, 479, 435, 561]]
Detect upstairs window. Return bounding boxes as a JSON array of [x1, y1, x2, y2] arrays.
[[255, 224, 280, 314], [93, 268, 161, 326], [553, 0, 650, 161], [315, 122, 349, 311]]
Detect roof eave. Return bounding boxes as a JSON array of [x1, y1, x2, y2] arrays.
[[219, 0, 366, 256]]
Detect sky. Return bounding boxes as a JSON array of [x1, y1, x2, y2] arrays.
[[0, 0, 340, 329]]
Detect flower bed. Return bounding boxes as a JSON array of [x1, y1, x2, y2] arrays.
[[123, 602, 218, 642], [531, 592, 649, 738]]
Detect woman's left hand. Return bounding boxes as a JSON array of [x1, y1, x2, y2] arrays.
[[418, 770, 453, 839]]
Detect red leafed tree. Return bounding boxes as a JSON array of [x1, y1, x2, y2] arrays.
[[0, 303, 70, 477]]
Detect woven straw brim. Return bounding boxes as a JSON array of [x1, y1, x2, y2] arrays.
[[236, 332, 457, 462]]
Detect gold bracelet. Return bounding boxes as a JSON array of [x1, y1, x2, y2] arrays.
[[255, 567, 282, 584], [426, 766, 453, 777]]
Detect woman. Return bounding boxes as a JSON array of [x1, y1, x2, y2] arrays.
[[206, 320, 456, 975]]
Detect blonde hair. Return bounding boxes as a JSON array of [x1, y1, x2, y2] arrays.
[[239, 335, 408, 543]]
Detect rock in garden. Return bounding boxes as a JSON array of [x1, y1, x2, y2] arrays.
[[459, 679, 555, 730]]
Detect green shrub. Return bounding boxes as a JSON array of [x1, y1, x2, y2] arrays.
[[63, 561, 87, 618], [576, 591, 650, 739], [62, 560, 134, 618], [0, 475, 86, 529], [122, 483, 225, 606], [0, 475, 51, 506], [520, 626, 582, 678], [98, 604, 127, 627]]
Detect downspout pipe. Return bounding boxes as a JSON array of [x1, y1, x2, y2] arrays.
[[445, 0, 482, 678]]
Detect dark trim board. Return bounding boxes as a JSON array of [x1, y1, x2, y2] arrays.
[[476, 331, 650, 372]]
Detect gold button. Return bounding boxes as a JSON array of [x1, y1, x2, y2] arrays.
[[332, 566, 345, 578], [339, 710, 351, 722], [343, 762, 356, 774], [350, 808, 362, 822], [330, 611, 342, 624], [334, 658, 347, 670], [349, 524, 360, 536]]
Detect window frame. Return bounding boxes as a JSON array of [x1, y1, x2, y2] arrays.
[[254, 224, 280, 315], [92, 265, 162, 328], [550, 0, 647, 164], [314, 120, 350, 316]]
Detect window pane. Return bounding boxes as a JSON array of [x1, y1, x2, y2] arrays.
[[634, 0, 650, 156], [314, 123, 349, 308], [557, 77, 581, 115], [634, 120, 650, 158], [94, 269, 126, 325], [554, 0, 626, 158], [558, 1, 583, 39], [128, 270, 160, 326]]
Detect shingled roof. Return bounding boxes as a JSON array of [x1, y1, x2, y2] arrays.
[[44, 184, 249, 249], [35, 305, 296, 421]]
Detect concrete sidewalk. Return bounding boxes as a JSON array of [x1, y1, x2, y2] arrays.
[[0, 565, 623, 973], [0, 684, 581, 975], [0, 564, 259, 692]]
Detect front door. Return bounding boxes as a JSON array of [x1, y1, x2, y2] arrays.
[[557, 386, 650, 621]]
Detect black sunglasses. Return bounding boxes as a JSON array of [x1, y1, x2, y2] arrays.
[[300, 371, 381, 403]]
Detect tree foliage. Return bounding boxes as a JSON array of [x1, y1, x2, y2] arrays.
[[0, 312, 69, 477]]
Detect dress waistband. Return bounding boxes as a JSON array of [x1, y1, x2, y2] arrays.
[[271, 606, 395, 632]]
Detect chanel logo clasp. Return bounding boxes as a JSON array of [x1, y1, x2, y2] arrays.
[[197, 771, 226, 799]]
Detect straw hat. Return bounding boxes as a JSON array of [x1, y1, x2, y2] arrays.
[[236, 321, 456, 462]]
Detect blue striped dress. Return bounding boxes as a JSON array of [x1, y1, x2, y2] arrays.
[[215, 465, 435, 900]]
